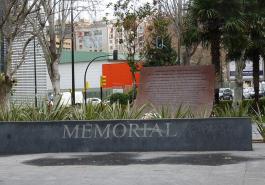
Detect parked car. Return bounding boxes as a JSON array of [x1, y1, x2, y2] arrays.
[[221, 88, 233, 100], [249, 87, 264, 98], [86, 98, 101, 105], [219, 88, 233, 100]]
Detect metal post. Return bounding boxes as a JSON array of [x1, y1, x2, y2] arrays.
[[71, 0, 75, 105], [100, 86, 103, 104], [33, 37, 37, 107]]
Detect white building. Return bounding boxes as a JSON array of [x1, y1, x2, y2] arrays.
[[229, 58, 265, 87], [10, 17, 47, 104], [47, 50, 119, 92]]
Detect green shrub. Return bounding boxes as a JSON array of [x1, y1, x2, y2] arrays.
[[110, 93, 129, 105]]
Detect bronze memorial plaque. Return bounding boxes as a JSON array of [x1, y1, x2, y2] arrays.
[[135, 65, 215, 116]]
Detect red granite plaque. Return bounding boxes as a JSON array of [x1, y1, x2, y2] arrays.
[[135, 65, 215, 116]]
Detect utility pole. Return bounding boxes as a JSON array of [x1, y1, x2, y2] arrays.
[[33, 37, 37, 107], [177, 0, 183, 64], [71, 0, 75, 105]]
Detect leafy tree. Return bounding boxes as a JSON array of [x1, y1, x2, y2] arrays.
[[143, 15, 177, 67], [108, 0, 153, 100], [0, 0, 39, 109], [158, 0, 187, 64], [181, 9, 200, 65], [29, 0, 98, 98]]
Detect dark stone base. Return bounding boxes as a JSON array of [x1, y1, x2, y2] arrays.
[[0, 118, 252, 154]]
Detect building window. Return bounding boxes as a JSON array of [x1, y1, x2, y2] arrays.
[[84, 31, 92, 36], [94, 30, 102, 36]]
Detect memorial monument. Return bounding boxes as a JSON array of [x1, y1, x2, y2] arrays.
[[135, 65, 215, 116]]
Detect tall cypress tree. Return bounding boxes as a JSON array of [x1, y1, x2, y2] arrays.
[[143, 15, 177, 67]]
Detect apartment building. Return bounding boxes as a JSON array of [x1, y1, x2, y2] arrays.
[[75, 20, 109, 52], [54, 22, 72, 50], [75, 19, 147, 54]]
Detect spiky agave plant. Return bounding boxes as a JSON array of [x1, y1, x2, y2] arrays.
[[150, 105, 194, 119], [253, 105, 265, 142], [0, 103, 26, 121], [98, 103, 147, 120], [21, 100, 72, 121], [213, 103, 250, 117], [71, 103, 102, 120]]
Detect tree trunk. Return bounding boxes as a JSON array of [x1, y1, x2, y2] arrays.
[[233, 55, 245, 110], [0, 81, 12, 111], [183, 47, 191, 65], [131, 70, 137, 101], [0, 37, 14, 110], [253, 52, 260, 104], [47, 58, 60, 96], [210, 33, 221, 104]]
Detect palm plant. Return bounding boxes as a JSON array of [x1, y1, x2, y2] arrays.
[[223, 4, 248, 109], [243, 0, 265, 103], [189, 0, 241, 104]]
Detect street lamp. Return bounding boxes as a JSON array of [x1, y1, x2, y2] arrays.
[[84, 50, 118, 106]]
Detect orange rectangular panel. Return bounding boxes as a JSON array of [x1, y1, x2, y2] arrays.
[[102, 63, 141, 88]]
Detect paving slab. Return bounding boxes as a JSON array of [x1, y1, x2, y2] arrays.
[[0, 143, 265, 185]]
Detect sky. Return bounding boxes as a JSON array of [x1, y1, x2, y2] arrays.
[[75, 0, 153, 21]]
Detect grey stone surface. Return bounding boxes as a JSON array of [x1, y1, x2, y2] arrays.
[[0, 118, 252, 154], [0, 143, 264, 185]]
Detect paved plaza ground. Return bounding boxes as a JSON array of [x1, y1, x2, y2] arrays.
[[0, 142, 264, 185]]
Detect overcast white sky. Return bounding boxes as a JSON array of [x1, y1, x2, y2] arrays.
[[75, 0, 153, 21]]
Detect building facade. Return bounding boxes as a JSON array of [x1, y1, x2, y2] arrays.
[[229, 59, 265, 87], [75, 20, 110, 52], [10, 16, 48, 104], [74, 19, 147, 54]]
